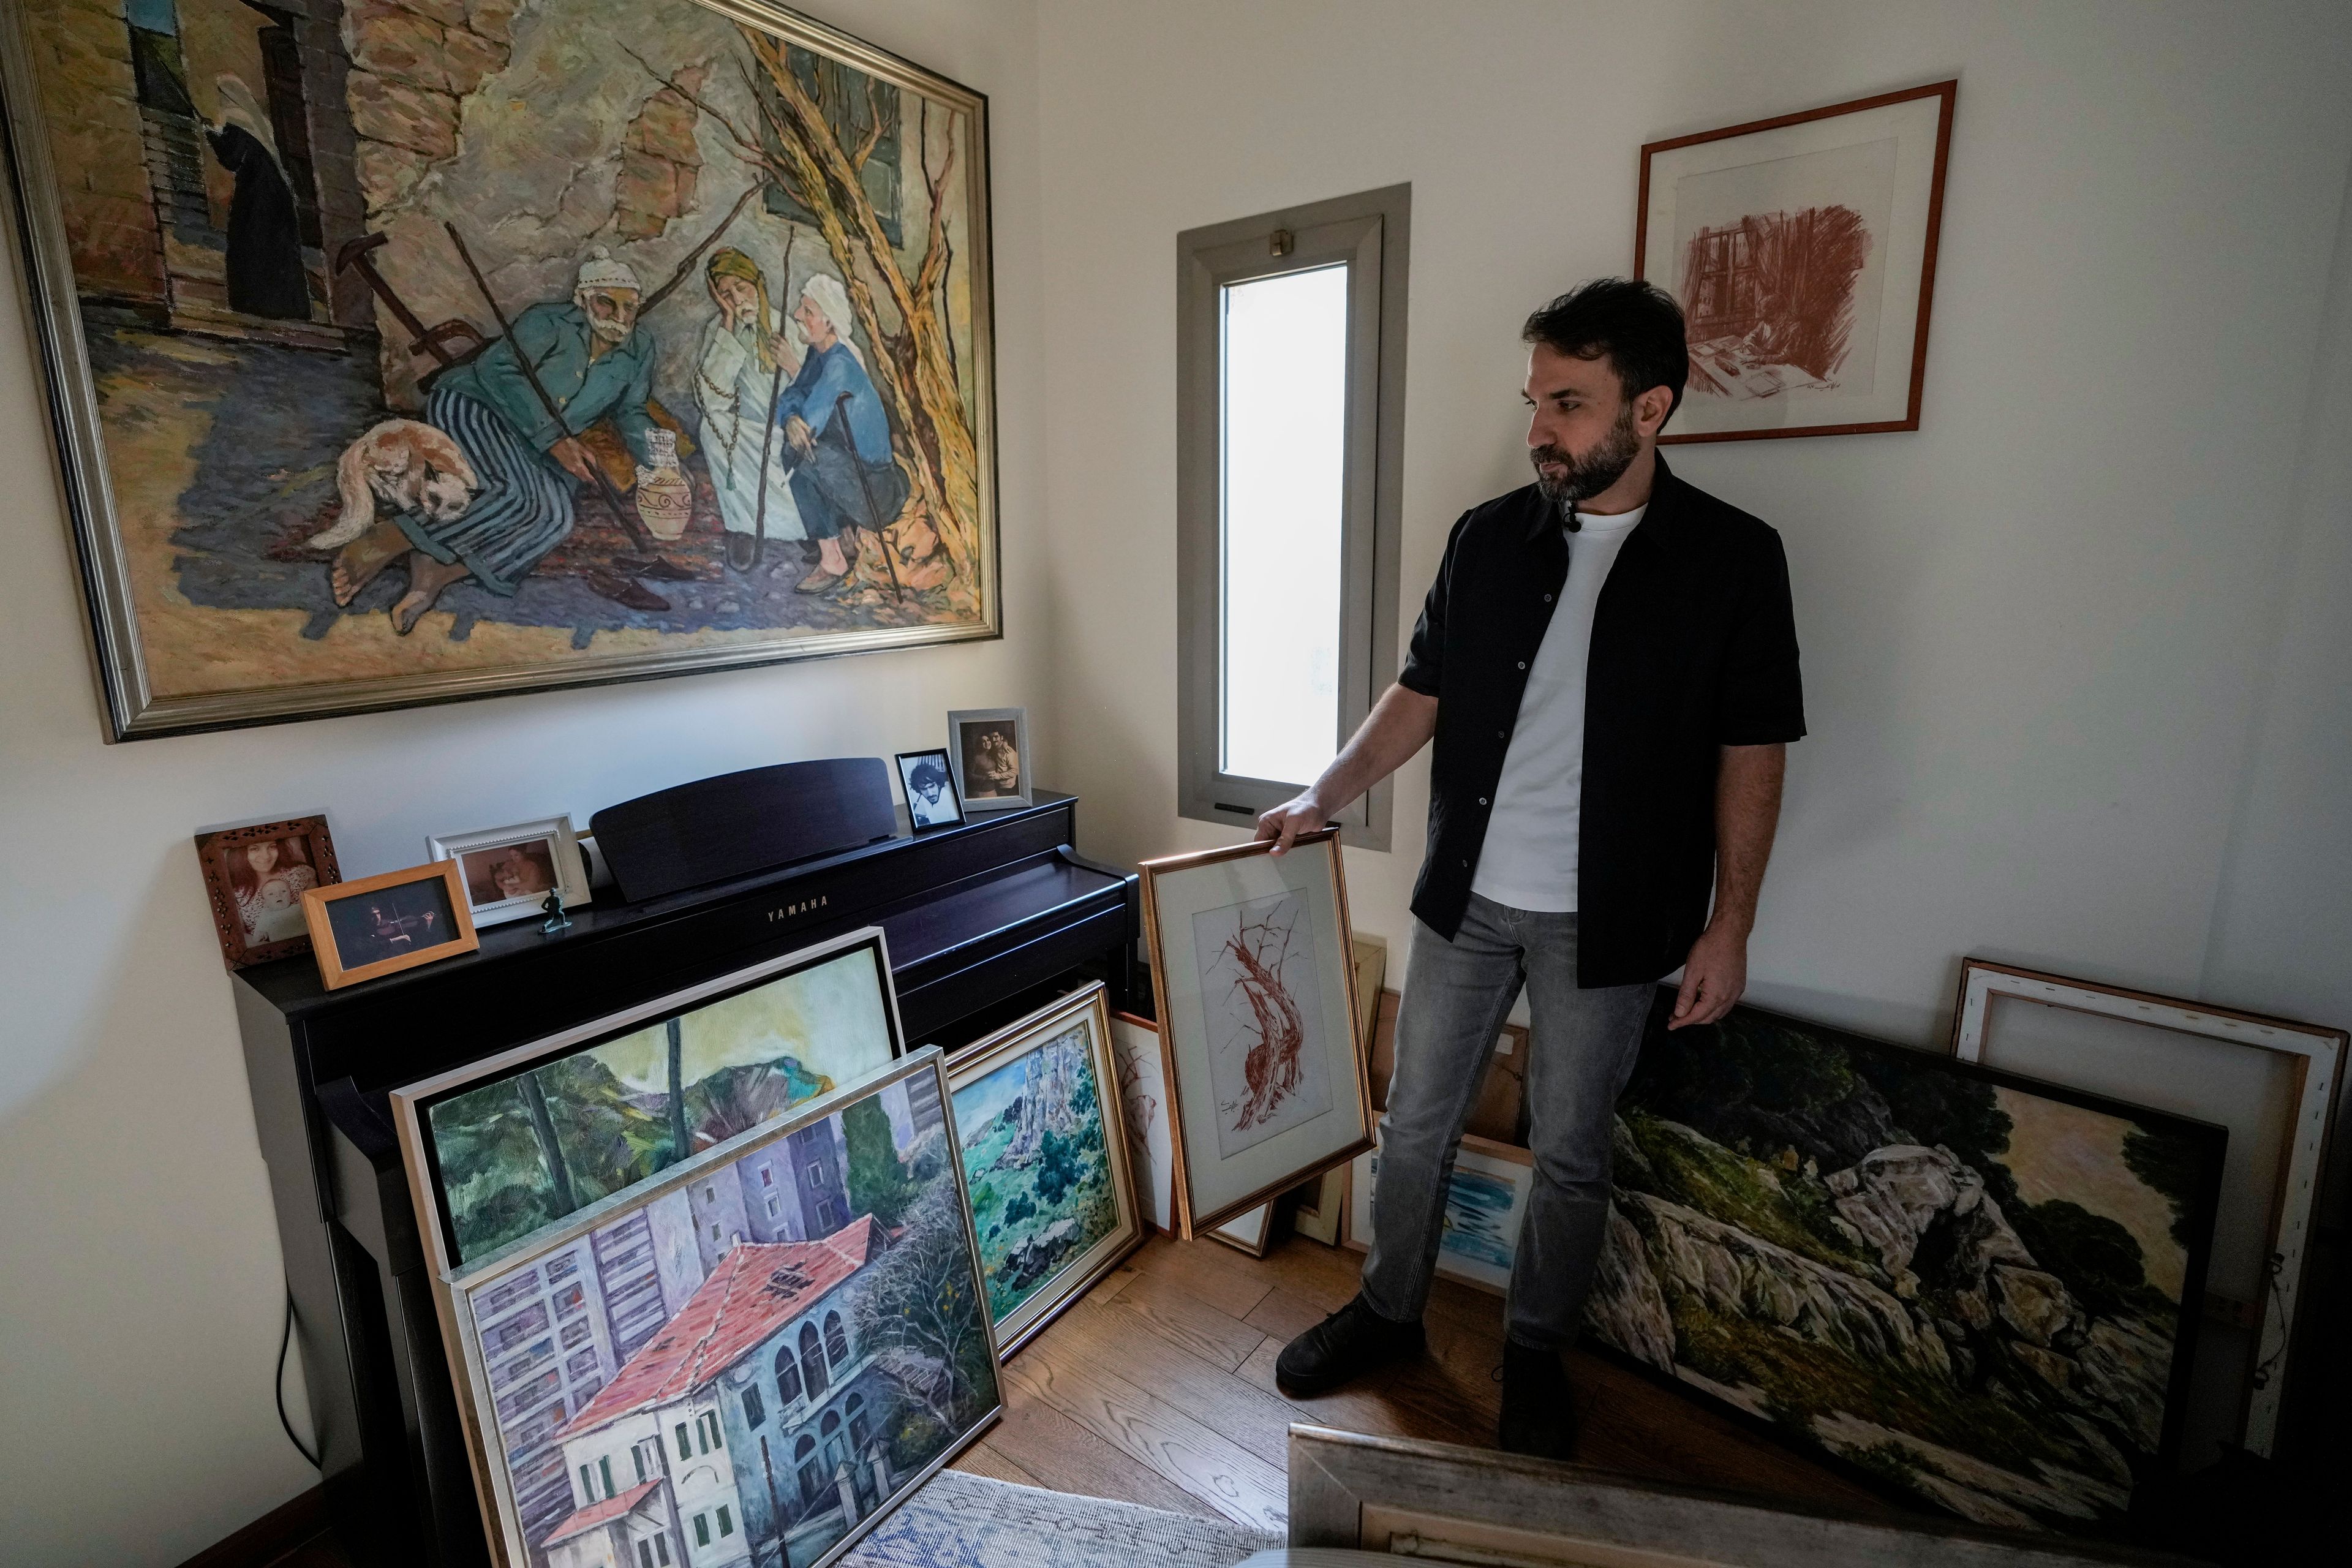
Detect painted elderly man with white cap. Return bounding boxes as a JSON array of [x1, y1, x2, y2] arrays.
[[771, 271, 911, 594], [330, 246, 666, 630]]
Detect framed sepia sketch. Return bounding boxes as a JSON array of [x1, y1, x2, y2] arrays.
[[1586, 991, 2225, 1538], [390, 925, 903, 1271], [1139, 829, 1374, 1236], [1638, 80, 1955, 442], [192, 811, 341, 968], [302, 858, 478, 988], [428, 815, 591, 928], [437, 1050, 1001, 1568], [1, 0, 999, 741], [946, 983, 1144, 1359]]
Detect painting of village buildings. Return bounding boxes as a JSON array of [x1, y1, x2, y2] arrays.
[[949, 991, 1139, 1352], [7, 0, 996, 737], [454, 1058, 998, 1568], [415, 935, 899, 1264]]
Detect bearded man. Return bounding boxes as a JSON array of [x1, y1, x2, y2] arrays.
[[1259, 279, 1806, 1458], [331, 248, 661, 631]]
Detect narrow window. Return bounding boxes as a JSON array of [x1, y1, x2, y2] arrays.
[[743, 1383, 766, 1428], [598, 1455, 614, 1498], [1177, 186, 1409, 845], [823, 1310, 848, 1367], [633, 1444, 647, 1482], [703, 1411, 723, 1450], [694, 1513, 710, 1547], [717, 1506, 734, 1537], [655, 1532, 670, 1566], [760, 1166, 775, 1188], [638, 1542, 653, 1568], [676, 1422, 692, 1461], [579, 1463, 595, 1502], [799, 1322, 829, 1399], [774, 1344, 802, 1403]]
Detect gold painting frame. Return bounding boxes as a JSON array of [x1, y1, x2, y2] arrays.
[[1, 0, 998, 740]]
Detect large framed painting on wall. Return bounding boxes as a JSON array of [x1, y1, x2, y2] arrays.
[[1638, 80, 1955, 442], [440, 1050, 1000, 1568], [1585, 991, 2225, 1539], [0, 0, 998, 740]]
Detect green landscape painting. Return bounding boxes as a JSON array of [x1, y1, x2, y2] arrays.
[[1586, 997, 2223, 1539], [424, 941, 897, 1262], [954, 1016, 1128, 1340]]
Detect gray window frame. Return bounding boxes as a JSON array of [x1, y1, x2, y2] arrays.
[[1177, 184, 1410, 850]]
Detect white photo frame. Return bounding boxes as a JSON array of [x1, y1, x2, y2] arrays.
[[946, 707, 1032, 810], [426, 816, 591, 927], [1948, 959, 2344, 1455]]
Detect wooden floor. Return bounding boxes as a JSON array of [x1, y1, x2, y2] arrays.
[[947, 1227, 1891, 1534], [211, 1228, 1886, 1567]]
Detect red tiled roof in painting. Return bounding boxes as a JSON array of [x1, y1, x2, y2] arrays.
[[557, 1216, 883, 1440], [541, 1479, 663, 1545]]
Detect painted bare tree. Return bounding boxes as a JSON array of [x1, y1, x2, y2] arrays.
[[850, 1183, 990, 1425], [629, 34, 982, 595], [1216, 904, 1308, 1132]]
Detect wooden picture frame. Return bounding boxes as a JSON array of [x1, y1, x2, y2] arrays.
[[1638, 80, 1956, 443], [894, 747, 965, 831], [192, 814, 342, 970], [426, 815, 590, 928], [1140, 829, 1374, 1236], [1209, 1203, 1276, 1257], [435, 1051, 1001, 1568], [1341, 1131, 1534, 1295], [1948, 958, 2345, 1455], [946, 707, 1031, 810], [301, 861, 478, 990], [1286, 1427, 2182, 1567], [947, 983, 1146, 1360], [1285, 1167, 1346, 1247]]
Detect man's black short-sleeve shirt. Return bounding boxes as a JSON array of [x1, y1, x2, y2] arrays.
[[1398, 456, 1805, 987]]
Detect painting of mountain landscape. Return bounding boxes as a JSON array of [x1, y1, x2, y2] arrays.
[[949, 990, 1139, 1352], [1585, 997, 2223, 1537], [424, 939, 898, 1262]]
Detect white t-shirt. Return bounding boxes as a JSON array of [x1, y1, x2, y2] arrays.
[[1468, 502, 1647, 913]]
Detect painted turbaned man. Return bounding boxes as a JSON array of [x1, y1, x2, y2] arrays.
[[1258, 277, 1806, 1459]]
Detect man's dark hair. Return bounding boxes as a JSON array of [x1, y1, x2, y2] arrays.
[[1522, 278, 1689, 423]]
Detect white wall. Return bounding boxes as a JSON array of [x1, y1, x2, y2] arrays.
[[1033, 0, 2352, 1040], [0, 2, 1041, 1564]]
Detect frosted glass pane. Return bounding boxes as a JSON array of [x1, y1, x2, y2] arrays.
[[1220, 263, 1348, 785]]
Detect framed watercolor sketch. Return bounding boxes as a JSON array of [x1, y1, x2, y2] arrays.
[[1588, 991, 2223, 1537], [894, 748, 963, 831], [390, 927, 903, 1270], [946, 707, 1030, 809], [302, 861, 478, 989], [0, 0, 1000, 741], [1342, 1133, 1533, 1295], [1139, 829, 1374, 1236], [428, 816, 590, 928], [1108, 1012, 1174, 1232], [437, 1050, 1000, 1568], [1638, 80, 1956, 443], [1949, 959, 2344, 1458], [946, 983, 1144, 1359], [193, 813, 341, 968]]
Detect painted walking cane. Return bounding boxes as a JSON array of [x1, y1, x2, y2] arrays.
[[835, 390, 905, 602]]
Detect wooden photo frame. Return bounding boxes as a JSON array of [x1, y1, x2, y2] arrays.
[[1949, 959, 2345, 1456], [895, 748, 965, 831], [301, 861, 478, 990], [1209, 1203, 1276, 1257], [193, 814, 342, 969], [437, 1051, 1001, 1568], [1638, 80, 1956, 443], [427, 816, 590, 928], [947, 983, 1145, 1360], [946, 707, 1031, 810], [1139, 829, 1374, 1236]]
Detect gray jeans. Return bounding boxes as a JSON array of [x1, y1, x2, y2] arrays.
[[1360, 894, 1652, 1349]]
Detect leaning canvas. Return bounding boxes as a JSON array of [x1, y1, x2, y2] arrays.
[[1585, 994, 2225, 1538], [393, 927, 902, 1268], [1, 0, 998, 739], [442, 1050, 999, 1568]]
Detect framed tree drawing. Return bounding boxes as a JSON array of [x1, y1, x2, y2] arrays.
[[1638, 80, 1955, 442], [1139, 829, 1374, 1236], [1, 0, 998, 740]]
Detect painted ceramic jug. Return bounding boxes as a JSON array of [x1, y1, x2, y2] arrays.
[[634, 428, 693, 541]]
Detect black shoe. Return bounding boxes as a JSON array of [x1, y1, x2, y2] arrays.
[[1497, 1340, 1579, 1460], [1275, 1293, 1425, 1396]]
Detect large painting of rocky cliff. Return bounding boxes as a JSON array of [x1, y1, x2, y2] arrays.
[[1585, 995, 2223, 1538], [2, 0, 998, 739]]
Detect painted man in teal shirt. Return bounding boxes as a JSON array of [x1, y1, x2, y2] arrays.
[[330, 248, 662, 632]]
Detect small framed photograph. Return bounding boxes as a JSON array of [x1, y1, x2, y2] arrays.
[[302, 862, 480, 990], [895, 748, 966, 831], [948, 707, 1031, 810], [194, 815, 342, 970], [426, 816, 590, 928]]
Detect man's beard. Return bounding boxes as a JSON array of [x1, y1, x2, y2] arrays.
[[1530, 402, 1641, 507]]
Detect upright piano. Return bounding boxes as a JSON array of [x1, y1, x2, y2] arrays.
[[230, 790, 1136, 1566]]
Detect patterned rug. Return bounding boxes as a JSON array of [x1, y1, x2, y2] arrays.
[[846, 1468, 1280, 1567]]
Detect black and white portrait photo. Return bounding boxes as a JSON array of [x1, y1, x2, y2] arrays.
[[897, 748, 965, 829]]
